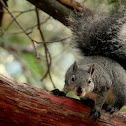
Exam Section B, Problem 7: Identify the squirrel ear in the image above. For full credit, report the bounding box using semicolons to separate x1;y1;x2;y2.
73;61;78;72
88;64;95;74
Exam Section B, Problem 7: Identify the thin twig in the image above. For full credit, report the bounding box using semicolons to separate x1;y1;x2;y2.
22;16;50;33
35;7;55;88
6;16;51;34
35;36;71;44
0;9;35;13
0;0;38;57
5;9;35;31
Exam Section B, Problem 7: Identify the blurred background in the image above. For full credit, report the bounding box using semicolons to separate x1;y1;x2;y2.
0;0;126;111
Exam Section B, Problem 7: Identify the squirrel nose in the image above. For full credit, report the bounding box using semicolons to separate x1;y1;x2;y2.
77;87;82;94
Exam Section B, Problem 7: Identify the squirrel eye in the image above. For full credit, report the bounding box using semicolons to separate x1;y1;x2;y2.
88;79;92;84
71;75;75;82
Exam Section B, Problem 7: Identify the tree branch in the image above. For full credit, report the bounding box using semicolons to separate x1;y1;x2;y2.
26;0;94;26
0;74;126;126
57;0;94;14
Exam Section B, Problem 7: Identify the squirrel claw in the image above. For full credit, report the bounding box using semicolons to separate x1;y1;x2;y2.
104;105;119;114
89;108;101;121
51;89;66;96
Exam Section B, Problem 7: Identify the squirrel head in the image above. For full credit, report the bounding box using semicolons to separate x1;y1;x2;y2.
65;61;95;97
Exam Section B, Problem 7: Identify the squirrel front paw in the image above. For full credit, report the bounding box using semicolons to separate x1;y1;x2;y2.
103;104;120;114
89;108;101;121
51;89;66;96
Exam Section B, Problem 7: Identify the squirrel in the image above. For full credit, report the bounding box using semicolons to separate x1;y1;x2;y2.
52;9;126;121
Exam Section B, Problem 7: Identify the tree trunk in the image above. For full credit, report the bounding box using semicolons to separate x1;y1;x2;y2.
0;74;126;126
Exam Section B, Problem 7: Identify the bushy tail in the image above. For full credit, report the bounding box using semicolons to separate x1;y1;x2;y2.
69;10;126;69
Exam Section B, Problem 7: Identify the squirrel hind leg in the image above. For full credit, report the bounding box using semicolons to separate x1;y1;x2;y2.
102;104;121;114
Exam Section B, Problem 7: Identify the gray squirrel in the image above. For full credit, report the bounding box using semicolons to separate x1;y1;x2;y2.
52;10;126;121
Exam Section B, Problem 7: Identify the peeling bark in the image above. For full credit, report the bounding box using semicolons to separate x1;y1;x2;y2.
26;0;74;26
26;0;94;26
0;74;126;126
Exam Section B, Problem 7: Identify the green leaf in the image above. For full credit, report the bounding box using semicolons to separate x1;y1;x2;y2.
66;91;80;100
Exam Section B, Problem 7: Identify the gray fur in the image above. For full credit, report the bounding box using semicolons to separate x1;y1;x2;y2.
64;56;126;120
64;56;126;103
63;10;126;120
69;10;126;70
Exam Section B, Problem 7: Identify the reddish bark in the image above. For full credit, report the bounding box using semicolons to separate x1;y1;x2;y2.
0;74;126;126
57;0;87;12
26;0;94;26
57;0;94;15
